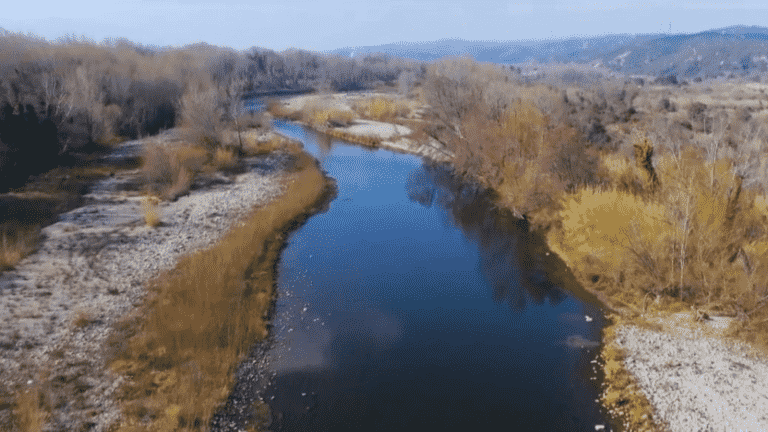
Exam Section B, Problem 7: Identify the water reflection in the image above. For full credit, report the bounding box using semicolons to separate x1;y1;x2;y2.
405;163;566;311
216;116;610;432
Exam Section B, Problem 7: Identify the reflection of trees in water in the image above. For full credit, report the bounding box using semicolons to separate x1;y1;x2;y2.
406;162;566;310
315;133;333;163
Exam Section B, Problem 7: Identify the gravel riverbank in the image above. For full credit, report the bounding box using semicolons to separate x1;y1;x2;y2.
605;314;768;432
0;131;292;430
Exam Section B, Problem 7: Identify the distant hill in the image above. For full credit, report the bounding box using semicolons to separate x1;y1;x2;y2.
331;25;768;80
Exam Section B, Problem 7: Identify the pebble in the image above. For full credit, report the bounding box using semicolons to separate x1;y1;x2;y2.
612;324;768;431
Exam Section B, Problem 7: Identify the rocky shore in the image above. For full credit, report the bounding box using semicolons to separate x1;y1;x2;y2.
0;130;292;430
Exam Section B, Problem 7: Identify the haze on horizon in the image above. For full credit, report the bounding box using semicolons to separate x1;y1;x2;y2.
2;0;767;53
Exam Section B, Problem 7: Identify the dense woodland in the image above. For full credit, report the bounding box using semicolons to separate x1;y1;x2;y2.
0;30;419;191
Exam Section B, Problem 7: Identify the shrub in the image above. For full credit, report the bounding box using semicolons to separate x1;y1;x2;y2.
142;141;208;200
353;97;411;122
0;228;36;271
213;148;237;170
303;99;356;127
600;153;646;195
550;188;676;304
243;134;302;156
141;195;161;227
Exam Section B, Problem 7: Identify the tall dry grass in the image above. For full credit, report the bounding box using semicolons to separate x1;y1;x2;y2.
109;152;328;431
10;385;46;432
0;229;36;271
141;141;208;201
141;196;161;228
302;99;357;127
352;96;411;122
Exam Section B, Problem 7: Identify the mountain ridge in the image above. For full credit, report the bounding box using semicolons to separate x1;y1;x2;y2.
331;26;768;79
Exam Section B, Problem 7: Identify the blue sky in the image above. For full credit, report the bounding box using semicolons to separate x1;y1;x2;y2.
1;1;766;52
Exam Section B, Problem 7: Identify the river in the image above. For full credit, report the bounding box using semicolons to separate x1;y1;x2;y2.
213;103;612;431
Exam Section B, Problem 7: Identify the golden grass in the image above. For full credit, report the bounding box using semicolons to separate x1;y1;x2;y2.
242;134;303;156
0;228;36;271
302;99;357;127
266;99;302;121
213;148;237;170
10;385;46;432
353;96;411;122
109;152;329;431
320;128;381;148
142;142;208;200
141;196;161;228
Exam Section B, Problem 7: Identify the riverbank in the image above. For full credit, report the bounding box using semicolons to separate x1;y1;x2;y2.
271;91;768;432
0;128;330;431
267;92;454;163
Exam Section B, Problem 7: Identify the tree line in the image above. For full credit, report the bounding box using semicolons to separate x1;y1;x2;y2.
0;30;420;191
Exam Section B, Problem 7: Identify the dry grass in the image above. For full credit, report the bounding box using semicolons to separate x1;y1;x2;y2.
141;141;208;201
0;228;37;271
142;195;161;227
266;100;302;121
109;152;329;431
213;148;237;171
352;96;411;122
72;309;96;329
242;134;303;156
599;319;669;432
302;99;357;127
10;385;46;432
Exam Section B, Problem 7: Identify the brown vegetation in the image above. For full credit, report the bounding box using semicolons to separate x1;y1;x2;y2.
141;141;209;201
10;384;46;432
0;227;37;271
352;96;412;122
0;30;421;193
302;99;357;127
107;152;329;431
415;57;768;430
141;196;161;228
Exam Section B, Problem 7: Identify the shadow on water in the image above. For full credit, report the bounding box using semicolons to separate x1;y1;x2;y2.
213;114;612;432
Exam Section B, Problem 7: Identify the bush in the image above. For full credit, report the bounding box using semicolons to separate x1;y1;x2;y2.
302;99;356;127
141;195;161;227
553;188;673;276
0;227;37;271
142;141;208;200
353;97;411;122
213;148;237;170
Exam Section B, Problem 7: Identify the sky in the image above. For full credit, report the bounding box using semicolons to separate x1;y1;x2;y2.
1;0;767;52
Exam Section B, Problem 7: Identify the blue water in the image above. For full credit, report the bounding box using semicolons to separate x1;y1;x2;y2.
253;117;610;431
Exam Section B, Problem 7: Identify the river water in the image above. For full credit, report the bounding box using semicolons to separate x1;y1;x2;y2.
215;104;612;431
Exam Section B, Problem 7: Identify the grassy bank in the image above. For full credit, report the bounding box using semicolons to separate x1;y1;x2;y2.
103;150;329;432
